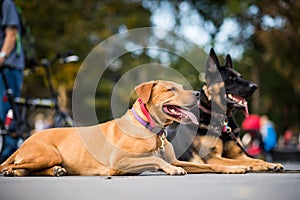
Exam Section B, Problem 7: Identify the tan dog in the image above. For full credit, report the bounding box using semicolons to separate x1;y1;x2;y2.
0;80;250;176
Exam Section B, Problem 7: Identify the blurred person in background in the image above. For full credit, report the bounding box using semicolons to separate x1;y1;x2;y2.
278;126;300;151
260;115;277;162
241;114;264;159
242;114;278;161
0;0;25;162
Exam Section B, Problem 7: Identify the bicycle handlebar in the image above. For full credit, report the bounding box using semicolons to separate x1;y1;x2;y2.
59;55;79;64
40;51;79;67
1;51;79;72
14;97;56;109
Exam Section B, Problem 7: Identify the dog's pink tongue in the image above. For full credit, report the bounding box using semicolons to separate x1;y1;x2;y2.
181;110;199;125
243;102;249;118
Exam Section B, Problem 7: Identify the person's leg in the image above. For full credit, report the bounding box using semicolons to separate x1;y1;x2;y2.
7;69;23;99
0;69;9;122
0;69;23;120
0;69;23;161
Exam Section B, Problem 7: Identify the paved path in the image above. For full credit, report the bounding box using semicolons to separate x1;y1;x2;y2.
1;163;300;200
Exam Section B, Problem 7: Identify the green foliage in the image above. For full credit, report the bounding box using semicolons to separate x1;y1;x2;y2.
15;0;152;121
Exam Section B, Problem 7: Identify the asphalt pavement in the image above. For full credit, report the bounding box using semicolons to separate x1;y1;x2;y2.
0;162;300;200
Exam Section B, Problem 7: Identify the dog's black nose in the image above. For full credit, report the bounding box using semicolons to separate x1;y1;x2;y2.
193;91;200;99
249;83;258;91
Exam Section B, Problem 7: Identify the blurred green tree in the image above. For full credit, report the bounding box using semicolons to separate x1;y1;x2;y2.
14;0;299;133
15;0;152;122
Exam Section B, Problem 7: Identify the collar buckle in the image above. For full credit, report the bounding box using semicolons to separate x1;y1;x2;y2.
158;129;168;152
222;120;232;133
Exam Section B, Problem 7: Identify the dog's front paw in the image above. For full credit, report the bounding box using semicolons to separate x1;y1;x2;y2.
53;166;67;176
2;168;15;177
267;163;284;172
164;165;187;175
250;162;284;172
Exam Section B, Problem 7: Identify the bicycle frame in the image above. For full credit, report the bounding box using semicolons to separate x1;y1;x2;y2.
0;52;78;137
0;68;21;120
0;67;29;138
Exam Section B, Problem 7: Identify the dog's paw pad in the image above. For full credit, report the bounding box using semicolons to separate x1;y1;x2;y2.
245;166;251;172
165;165;187;175
53;166;67;176
2;168;14;177
272;163;284;172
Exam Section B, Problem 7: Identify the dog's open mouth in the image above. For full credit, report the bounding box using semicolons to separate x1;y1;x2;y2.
227;94;249;117
163;105;199;125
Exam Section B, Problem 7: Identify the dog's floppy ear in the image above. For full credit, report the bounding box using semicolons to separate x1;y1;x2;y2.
225;54;233;68
135;81;156;103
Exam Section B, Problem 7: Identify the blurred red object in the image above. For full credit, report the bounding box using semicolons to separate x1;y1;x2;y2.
242;114;260;131
283;129;293;145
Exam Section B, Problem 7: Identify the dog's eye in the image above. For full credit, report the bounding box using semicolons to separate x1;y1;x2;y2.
167;87;177;92
229;75;237;81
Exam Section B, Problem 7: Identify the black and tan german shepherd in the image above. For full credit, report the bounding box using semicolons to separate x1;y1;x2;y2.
168;48;283;172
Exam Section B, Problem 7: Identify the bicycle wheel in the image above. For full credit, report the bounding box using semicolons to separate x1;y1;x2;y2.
53;111;75;127
16;121;32;139
0;134;3;154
